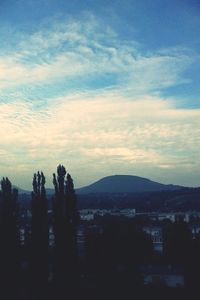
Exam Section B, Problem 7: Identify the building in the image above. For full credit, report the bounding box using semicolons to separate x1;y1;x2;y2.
142;226;163;253
140;265;184;288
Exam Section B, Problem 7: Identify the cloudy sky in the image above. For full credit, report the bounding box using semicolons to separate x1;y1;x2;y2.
0;0;200;189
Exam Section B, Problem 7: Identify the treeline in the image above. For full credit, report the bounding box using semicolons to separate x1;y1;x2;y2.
77;188;200;211
0;165;79;300
1;166;200;300
84;215;200;298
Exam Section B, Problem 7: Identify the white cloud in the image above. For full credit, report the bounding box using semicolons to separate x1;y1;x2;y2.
82;147;162;164
0;15;199;188
0;16;194;95
0;93;200;188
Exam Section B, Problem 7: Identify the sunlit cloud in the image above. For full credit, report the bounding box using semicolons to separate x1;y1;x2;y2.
0;91;200;188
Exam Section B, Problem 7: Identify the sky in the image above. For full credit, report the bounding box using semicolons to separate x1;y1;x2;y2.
0;0;200;190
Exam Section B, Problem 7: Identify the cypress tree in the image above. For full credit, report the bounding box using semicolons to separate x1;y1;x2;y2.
52;165;79;296
0;177;19;299
31;171;48;299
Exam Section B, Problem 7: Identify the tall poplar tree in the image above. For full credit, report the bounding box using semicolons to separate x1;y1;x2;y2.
0;177;19;299
52;165;79;296
31;171;48;298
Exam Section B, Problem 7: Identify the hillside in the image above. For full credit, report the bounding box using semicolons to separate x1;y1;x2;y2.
77;188;200;211
76;175;183;194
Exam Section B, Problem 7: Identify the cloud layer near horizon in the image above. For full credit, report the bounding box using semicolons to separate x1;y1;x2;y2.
1;93;200;189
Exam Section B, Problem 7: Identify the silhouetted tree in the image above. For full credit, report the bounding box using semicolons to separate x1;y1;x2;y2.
85;218;153;292
52;165;79;297
163;220;192;265
31;171;48;299
0;177;19;299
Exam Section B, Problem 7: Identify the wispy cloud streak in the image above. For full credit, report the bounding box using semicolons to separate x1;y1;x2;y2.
0;16;194;98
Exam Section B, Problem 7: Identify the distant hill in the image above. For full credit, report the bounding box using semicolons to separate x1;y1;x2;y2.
13;186;31;195
76;175;183;194
15;176;200;212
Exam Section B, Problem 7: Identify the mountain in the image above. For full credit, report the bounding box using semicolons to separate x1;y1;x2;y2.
15;187;55;197
76;175;183;194
13;186;31;195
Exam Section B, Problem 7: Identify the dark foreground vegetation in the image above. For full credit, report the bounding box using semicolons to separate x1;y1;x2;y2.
0;165;200;299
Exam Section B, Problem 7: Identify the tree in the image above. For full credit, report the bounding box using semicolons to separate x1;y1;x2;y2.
0;177;19;299
163;220;192;265
31;171;48;298
52;165;79;296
